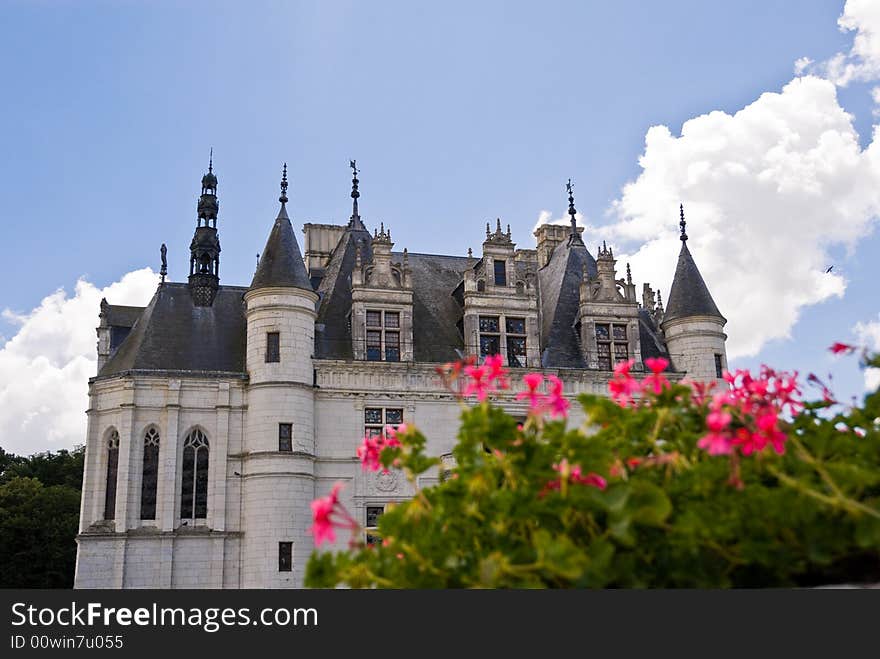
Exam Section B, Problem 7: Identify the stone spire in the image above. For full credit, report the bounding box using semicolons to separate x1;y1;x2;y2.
188;155;221;306
250;164;313;291
679;203;688;242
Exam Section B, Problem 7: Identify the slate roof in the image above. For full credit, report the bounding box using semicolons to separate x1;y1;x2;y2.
538;236;597;368
250;204;313;291
96;219;689;378
663;241;725;323
98;283;247;377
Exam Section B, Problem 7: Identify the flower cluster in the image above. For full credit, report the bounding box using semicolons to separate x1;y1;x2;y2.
310;483;359;546
462;354;510;401
515;372;570;418
608;357;670;407
356;424;405;472
697;366;802;457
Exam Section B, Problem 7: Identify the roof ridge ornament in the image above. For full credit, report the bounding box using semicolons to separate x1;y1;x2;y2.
349;159;365;230
280;163;289;205
679;203;688;242
566;178;583;245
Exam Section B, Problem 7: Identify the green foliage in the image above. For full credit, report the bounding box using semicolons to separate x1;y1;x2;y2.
306;366;880;588
0;446;84;588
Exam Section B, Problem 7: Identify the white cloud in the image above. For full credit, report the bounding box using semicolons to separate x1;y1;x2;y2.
604;75;880;359
853;313;880;390
813;0;880;85
794;56;813;75
0;269;159;456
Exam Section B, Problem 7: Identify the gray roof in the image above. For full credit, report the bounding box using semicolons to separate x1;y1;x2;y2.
538;237;597;368
104;304;144;328
638;308;670;364
663;241;725;324
250;204;313;291
98;283;247;377
312;221;472;363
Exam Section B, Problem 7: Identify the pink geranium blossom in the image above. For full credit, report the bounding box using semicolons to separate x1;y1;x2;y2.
829;342;856;355
546;375;570;418
641;357;670;395
463;355;510;401
310;483;349;546
516;373;547;411
609;359;639;407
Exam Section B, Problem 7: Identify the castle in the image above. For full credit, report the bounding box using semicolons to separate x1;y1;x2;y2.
74;160;728;588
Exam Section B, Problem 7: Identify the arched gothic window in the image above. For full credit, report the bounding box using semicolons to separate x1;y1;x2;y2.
104;430;120;520
181;429;209;520
140;428;160;520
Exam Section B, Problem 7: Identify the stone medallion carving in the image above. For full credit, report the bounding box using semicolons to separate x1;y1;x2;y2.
375;469;399;493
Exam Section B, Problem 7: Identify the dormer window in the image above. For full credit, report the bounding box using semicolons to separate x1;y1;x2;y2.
478;316;501;356
365;310;400;362
494;260;507;286
596;323;628;370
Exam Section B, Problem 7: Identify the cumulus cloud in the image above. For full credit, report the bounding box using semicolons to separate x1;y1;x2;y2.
605;75;880;359
853;313;880;390
0;269;159;456
812;0;880;85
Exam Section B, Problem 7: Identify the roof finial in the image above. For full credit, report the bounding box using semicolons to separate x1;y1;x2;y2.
160;243;167;283
349;159;362;228
566;178;577;234
280;163;289;204
626;262;632;285
679;203;688;242
208;148;213;174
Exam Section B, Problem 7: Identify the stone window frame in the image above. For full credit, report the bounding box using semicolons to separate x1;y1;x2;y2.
364;310;401;362
364;504;385;546
493;258;507;286
478;314;527;366
265;331;280;363
595;322;629;370
179;427;210;525
505;317;527;368
278;422;293;452
103;428;120;521
364;407;404;439
715;353;725;379
278;541;293;572
140;426;160;521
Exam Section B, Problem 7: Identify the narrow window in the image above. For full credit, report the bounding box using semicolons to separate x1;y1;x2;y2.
104;430;120;521
266;332;280;363
279;542;293;572
477;279;486;292
181;429;209;521
506;317;527;367
365;505;385;546
479;316;501;357
715;354;724;378
279;423;293;452
140;428;160;520
385;331;400;362
494;259;507;286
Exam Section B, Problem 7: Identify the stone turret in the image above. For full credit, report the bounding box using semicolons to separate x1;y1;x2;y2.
661;205;727;381
241;164;318;587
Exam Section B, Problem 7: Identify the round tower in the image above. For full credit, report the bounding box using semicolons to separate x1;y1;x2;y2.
660;206;728;383
241;165;319;587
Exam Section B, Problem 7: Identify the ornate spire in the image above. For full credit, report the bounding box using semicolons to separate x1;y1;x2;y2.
280;162;289;205
349;159;365;230
160;243;167;284
679;204;688;242
190;160;221;306
566;178;583;245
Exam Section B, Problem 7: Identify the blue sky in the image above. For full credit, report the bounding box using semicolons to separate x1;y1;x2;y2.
1;1;879;453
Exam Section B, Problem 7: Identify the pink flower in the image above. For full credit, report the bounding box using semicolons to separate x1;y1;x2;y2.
644;357;668;374
463;355;510;401
356;435;384;472
310;483;344;546
484;354;510;389
516;373;547;411
707;410;732;432
697;433;734;455
829;342;856;355
463;364;490;401
608;359;639;407
543;459;607;494
547;375;570;418
383;423;406;447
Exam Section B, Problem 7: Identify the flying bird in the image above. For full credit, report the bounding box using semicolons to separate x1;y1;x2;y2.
825;265;834;273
